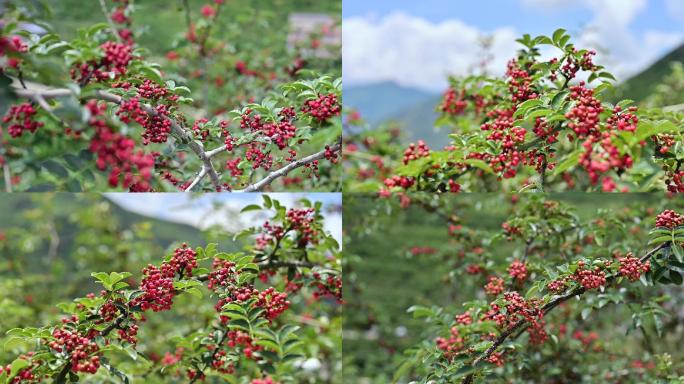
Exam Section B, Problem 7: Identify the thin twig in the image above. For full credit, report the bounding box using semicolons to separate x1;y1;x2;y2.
98;0;123;43
234;138;341;192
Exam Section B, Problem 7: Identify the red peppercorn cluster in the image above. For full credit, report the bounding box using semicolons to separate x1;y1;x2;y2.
656;209;684;228
487;352;505;367
1;354;41;383
484;276;504;296
402;140;430;165
301;93;341;123
71;41;133;83
496;291;547;345
87;101;155;191
440;88;467;116
207;258;238;291
49;324;101;374
435;326;464;360
507;259;528;283
547;278;568;294
455;312;472;325
166;243;198;277
286;207;319;246
2;103;43;137
133;264;176;312
256;287;290;320
116;97;173;145
0;34;27;68
566;83;603;137
665;170;684;193
240;107;298;150
137;79;171;100
87;101;156;191
324;144;339;163
572;261;606;290
311;273;342;303
560;50;597;79
226;330;263;359
618;253;650;281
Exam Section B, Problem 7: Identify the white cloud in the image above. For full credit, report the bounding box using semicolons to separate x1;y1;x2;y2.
343;12;519;91
666;0;684;22
344;2;683;90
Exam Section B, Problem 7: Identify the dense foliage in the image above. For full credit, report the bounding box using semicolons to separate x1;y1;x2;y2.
0;0;341;192
343;29;684;193
344;193;684;383
0;194;342;383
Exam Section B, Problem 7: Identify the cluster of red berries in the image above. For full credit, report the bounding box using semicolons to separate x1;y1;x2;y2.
440;88;467;116
2;103;43;138
507;259;528;283
87;101;156;191
656;209;684;228
71;41;133;83
435;326;465;360
507;59;537;102
382;175;415;191
137;79;173;100
311;273;343;303
665;170;684;193
166;243;198;277
225;330;262;359
256;287;290;320
560;50;597;79
301;93;340;123
0;34;27;68
116;97;173;145
286;207;320;247
617;253;650;281
502;292;547;344
324;144;339;163
572;261;607;290
402;140;430;165
484;276;504;296
50;322;101;374
133;264;176;312
455;312;472;325
566;83;603;137
207;258;238;291
0;354;41;383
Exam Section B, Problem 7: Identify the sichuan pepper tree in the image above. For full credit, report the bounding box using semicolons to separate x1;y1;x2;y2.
344;193;684;383
0;195;342;383
343;29;684;193
0;1;341;192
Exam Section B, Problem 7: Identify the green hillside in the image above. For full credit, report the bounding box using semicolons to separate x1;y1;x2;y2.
617;43;684;103
344;81;436;124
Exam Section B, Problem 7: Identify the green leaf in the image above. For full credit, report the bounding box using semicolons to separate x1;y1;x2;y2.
241;204;263;213
552;28;567;46
407;305;434;318
553;150;581;176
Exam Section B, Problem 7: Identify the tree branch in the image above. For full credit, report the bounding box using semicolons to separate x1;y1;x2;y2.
98;0;123;43
234;138;341;192
461;242;668;384
14;87;223;190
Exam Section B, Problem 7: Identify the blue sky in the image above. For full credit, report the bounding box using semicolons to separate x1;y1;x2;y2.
105;193;342;243
344;0;683;36
344;0;684;91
